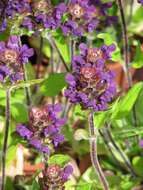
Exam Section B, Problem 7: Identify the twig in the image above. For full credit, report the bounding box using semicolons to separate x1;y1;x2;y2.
116;0;132;88
99;130;127;173
88;112;109;190
70;38;75;71
116;0;138;128
1;88;11;190
105;126;136;177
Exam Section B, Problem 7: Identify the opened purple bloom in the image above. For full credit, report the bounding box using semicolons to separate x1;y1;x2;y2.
61;0;116;36
138;0;143;5
16;104;66;154
0;36;34;84
64;43;116;111
41;164;73;189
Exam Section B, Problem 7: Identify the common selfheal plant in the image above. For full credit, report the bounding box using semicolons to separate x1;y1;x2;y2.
65;43;116;111
0;35;33;84
39;164;73;190
16;104;66;154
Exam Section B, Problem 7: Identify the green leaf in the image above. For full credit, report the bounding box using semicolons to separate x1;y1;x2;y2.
97;33;121;62
30;180;40;190
54;34;70;63
40;73;67;97
132;42;143;68
48;154;70;167
5;177;14;190
6;145;17;166
94;111;109;129
132;156;143;176
111;82;143;120
97;33;113;45
113;127;143;138
10;78;44;90
132;7;143;23
11;102;28;122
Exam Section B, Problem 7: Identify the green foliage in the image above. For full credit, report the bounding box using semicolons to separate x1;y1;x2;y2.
54;33;70;63
11;102;28;123
5;177;14;190
132;42;143;68
132;156;143;177
111;82;143;120
40;73;67;97
48;154;70;167
97;32;121;62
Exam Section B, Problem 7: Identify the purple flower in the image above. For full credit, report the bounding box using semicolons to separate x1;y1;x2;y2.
62;165;73;181
138;0;143;5
60;0;116;36
139;139;143;147
64;43;116;111
41;164;73;189
16;124;33;140
0;0;31;32
16;104;66;154
0;36;34;84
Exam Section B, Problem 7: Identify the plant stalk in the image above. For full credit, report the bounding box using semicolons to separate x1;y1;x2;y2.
88;112;109;190
116;0;132;88
22;63;32;107
1;88;11;190
47;35;70;72
117;0;138;128
105;127;136;176
36;36;43;79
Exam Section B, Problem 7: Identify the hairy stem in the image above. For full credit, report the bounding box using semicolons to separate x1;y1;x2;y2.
88;112;109;190
1;89;11;190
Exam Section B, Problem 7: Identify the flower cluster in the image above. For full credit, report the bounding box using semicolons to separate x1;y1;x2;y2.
61;0;116;36
0;36;33;84
39;164;73;190
0;0;116;36
0;0;31;32
22;0;67;31
138;0;143;5
0;0;67;32
16;104;66;154
65;43;116;111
